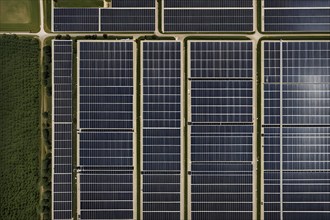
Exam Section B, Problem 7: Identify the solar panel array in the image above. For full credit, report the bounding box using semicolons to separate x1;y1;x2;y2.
101;9;155;32
163;0;254;32
78;41;134;220
263;0;330;32
53;2;155;32
53;8;99;32
52;40;73;220
142;41;182;220
263;41;330;220
112;0;155;7
189;41;254;220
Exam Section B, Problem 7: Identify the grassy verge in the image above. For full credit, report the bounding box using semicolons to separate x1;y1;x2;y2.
39;43;53;220
44;0;52;33
257;0;262;33
0;0;40;32
55;0;103;7
157;0;163;34
0;34;40;219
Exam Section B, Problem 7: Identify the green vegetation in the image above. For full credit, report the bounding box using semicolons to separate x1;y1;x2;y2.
157;0;162;33
137;35;175;41
0;35;40;219
43;45;53;97
55;0;103;7
0;0;40;32
40;39;54;220
40;152;52;220
44;0;53;32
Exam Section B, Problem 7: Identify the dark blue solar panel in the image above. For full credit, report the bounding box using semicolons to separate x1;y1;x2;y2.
191;125;254;220
191;80;253;123
79;41;133;129
100;9;155;32
78;41;134;220
190;41;253;78
164;0;253;7
189;41;254;220
53;8;99;32
264;1;330;32
190;41;253;122
164;9;253;32
112;0;155;7
79;132;133;167
264;127;330;220
265;0;330;7
79;171;133;220
142;41;181;219
264;41;330;125
52;40;73;220
263;41;330;220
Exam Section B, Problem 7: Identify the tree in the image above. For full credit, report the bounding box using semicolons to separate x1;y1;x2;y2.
42;111;49;119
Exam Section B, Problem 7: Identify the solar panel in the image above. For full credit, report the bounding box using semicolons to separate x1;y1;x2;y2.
53;3;156;33
191;125;254;220
189;41;254;220
53;8;99;32
163;0;254;32
77;41;135;220
263;0;330;32
79;170;133;220
52;40;73;220
79;131;133;167
78;41;134;129
100;9;155;32
142;41;182;220
112;0;155;7
263;41;330;220
190;41;253;123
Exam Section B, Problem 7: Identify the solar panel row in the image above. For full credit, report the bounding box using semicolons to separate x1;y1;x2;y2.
52;38;329;219
112;0;155;7
53;0;330;33
263;0;330;32
53;8;99;32
53;7;155;32
263;41;330;220
189;41;254;220
78;41;135;220
142;41;182;220
164;0;253;7
52;40;73;220
163;0;254;32
101;9;155;32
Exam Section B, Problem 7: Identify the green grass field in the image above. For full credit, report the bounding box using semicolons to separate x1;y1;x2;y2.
0;35;40;220
55;0;103;7
0;0;40;32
